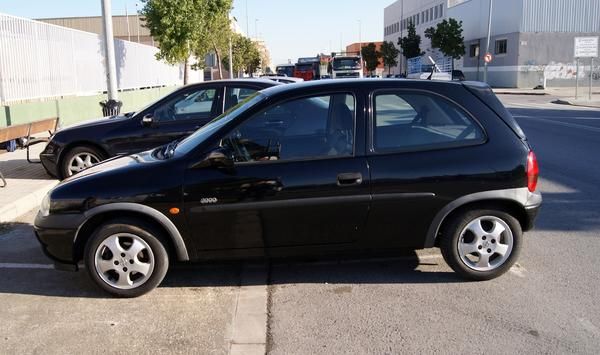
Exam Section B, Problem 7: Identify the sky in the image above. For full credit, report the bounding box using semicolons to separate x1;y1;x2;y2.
0;0;393;66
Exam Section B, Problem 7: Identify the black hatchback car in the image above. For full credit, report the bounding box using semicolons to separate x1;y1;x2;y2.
34;79;541;297
40;79;278;179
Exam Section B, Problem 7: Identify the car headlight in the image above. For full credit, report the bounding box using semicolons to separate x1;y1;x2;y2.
40;193;51;217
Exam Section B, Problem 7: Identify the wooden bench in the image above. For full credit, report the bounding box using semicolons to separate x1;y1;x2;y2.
0;117;60;187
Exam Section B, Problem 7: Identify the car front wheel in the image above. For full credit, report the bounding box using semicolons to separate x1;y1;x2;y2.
84;218;169;297
61;145;105;178
440;209;522;281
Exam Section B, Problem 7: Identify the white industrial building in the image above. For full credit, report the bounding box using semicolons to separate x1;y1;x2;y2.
384;0;600;88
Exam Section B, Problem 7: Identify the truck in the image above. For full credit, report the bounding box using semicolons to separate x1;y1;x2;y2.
293;57;321;81
331;52;363;79
275;64;295;78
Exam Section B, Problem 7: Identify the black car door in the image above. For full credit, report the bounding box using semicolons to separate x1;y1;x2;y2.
110;85;223;154
183;91;370;253
365;89;487;248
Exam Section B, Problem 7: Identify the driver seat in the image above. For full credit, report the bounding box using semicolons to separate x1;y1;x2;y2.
326;103;353;156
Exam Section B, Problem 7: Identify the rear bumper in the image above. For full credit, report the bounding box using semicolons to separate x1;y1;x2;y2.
34;211;85;269
522;190;542;231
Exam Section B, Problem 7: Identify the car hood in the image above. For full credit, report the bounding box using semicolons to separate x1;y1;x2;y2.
62;149;158;183
57;115;130;133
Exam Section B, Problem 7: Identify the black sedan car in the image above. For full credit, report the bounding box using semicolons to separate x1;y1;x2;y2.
40;79;279;179
34;79;541;297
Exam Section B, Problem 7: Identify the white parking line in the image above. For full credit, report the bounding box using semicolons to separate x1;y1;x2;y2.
0;263;54;269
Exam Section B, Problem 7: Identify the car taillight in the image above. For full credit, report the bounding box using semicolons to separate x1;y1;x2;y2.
527;151;539;192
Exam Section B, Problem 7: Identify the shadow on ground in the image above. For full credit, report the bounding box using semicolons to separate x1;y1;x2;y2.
0;159;53;180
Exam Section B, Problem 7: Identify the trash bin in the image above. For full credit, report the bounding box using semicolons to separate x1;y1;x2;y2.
99;99;123;117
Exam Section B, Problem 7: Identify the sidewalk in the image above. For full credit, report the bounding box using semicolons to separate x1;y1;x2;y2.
494;87;600;108
0;144;57;223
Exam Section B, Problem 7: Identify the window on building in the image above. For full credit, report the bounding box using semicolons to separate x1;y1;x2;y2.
416;14;420;25
495;39;508;55
469;44;480;58
439;4;444;17
430;8;434;20
421;11;425;23
435;6;438;18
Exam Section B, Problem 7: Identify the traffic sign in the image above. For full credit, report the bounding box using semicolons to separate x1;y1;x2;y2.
484;53;493;63
574;37;598;58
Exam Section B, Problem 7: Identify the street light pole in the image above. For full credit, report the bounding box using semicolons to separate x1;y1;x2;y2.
358;20;363;76
101;0;118;101
483;0;493;83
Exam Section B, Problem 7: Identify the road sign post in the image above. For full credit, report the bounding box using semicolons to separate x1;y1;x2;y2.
574;37;598;101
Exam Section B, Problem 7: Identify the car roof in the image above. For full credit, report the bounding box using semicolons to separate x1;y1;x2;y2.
185;78;282;88
258;78;474;98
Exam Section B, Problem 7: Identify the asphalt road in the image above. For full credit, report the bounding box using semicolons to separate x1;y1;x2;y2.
1;94;599;354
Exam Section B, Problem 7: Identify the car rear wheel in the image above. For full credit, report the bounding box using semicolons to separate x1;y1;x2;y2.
84;218;169;298
61;145;105;178
440;209;522;281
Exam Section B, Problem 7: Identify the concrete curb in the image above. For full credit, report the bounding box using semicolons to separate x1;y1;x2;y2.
493;90;547;96
0;180;57;223
229;264;269;355
552;99;600;109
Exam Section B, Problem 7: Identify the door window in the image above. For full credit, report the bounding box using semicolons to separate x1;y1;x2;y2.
153;88;217;122
223;93;355;162
224;87;259;112
373;92;484;152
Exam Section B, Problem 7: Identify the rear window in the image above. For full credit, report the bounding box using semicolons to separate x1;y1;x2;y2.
463;82;526;140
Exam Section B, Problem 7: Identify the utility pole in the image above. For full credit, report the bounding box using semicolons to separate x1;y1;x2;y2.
245;0;249;37
101;0;118;101
483;0;494;83
229;37;234;79
255;19;259;40
135;2;141;43
358;20;363;75
125;3;131;42
399;0;404;75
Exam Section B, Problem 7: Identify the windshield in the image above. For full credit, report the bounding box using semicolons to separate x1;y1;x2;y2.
295;64;313;71
174;92;267;156
333;58;360;70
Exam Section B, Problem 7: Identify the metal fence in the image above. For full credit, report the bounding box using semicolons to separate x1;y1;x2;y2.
407;56;453;75
0;13;194;105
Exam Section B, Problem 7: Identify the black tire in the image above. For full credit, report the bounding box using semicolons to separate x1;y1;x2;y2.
439;209;522;281
84;218;169;298
60;145;106;179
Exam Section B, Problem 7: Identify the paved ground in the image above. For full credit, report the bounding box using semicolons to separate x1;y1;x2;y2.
1;93;599;354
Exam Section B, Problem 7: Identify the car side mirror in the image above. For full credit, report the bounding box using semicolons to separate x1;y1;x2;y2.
142;114;155;127
194;148;234;169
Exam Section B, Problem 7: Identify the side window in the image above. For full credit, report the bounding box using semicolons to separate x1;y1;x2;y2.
224;87;259;112
373;92;484;152
223;93;355;162
154;88;217;122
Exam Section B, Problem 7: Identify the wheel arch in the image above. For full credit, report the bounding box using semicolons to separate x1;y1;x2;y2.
73;203;189;263
426;188;532;248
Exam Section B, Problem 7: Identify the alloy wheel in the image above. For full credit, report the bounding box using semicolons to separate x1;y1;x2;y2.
94;233;155;290
457;216;514;272
67;152;100;176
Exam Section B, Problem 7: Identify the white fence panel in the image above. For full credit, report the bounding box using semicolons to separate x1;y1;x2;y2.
0;13;189;105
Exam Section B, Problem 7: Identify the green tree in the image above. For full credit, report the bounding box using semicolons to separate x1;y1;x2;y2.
379;41;400;75
424;18;466;68
141;0;206;84
221;34;261;77
361;43;381;75
194;0;233;79
398;22;423;60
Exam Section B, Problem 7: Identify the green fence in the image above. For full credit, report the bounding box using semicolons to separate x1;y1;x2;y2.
0;86;178;129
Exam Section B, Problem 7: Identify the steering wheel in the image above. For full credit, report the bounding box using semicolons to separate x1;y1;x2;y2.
227;130;252;162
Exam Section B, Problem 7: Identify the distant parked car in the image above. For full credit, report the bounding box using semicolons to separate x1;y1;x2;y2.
34;79;541;297
261;76;305;84
39;80;279;179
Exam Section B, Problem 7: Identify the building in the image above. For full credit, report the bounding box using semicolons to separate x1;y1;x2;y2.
38;15;153;46
384;0;600;88
346;42;385;76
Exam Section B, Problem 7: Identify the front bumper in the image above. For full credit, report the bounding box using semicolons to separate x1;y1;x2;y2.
40;152;60;179
34;211;85;270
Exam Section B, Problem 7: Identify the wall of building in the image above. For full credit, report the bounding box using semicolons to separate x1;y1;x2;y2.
1;86;178;128
346;42;385;75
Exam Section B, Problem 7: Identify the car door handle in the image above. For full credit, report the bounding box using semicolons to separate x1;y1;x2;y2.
337;172;363;186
